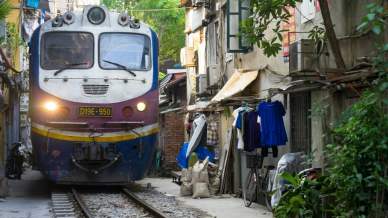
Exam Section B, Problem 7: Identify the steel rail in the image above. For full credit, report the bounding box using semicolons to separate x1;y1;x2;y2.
71;188;94;218
122;188;169;218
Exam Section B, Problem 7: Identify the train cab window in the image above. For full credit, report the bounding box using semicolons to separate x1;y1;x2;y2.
99;33;151;71
41;32;94;70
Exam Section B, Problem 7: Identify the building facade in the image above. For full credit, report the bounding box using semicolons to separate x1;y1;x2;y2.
179;0;385;194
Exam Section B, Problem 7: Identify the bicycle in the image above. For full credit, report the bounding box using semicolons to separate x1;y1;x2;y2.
242;153;275;211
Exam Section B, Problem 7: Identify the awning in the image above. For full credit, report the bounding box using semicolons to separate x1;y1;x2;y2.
210;68;262;103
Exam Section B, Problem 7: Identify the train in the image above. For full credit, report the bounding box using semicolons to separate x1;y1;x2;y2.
29;6;159;184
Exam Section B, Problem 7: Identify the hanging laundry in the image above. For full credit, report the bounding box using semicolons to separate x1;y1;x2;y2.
243;111;261;152
233;105;255;150
261;147;278;158
186;114;207;158
207;120;218;146
257;100;288;147
232;107;245;150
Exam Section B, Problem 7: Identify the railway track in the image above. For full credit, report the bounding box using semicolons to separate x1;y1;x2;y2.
51;187;169;218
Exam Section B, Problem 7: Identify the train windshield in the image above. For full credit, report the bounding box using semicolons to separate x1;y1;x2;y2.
41;32;94;70
99;33;151;71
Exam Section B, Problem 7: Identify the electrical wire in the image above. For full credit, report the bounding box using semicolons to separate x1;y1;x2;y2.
127;7;189;12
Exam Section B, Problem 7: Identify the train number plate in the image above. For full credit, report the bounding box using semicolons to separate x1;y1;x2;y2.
79;106;112;117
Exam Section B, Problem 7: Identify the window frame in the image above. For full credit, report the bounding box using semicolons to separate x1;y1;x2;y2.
226;0;252;53
98;32;152;72
40;31;95;70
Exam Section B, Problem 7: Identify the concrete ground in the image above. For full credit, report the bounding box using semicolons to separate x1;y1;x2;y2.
138;178;273;218
0;170;52;218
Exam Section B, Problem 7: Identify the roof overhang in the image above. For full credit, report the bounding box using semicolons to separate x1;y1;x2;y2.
210;68;262;103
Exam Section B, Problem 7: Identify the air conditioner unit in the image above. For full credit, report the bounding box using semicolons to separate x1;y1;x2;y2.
196;74;208;94
180;47;196;67
188;7;207;31
207;65;219;86
289;39;315;73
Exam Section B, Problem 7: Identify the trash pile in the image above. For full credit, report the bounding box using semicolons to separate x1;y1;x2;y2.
180;157;220;198
176;113;229;198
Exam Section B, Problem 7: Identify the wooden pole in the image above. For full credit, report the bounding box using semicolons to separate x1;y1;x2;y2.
318;0;346;72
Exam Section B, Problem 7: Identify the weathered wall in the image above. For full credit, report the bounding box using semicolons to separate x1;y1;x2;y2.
296;0;385;69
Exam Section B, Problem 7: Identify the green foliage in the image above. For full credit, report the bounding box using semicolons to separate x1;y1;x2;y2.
308;25;326;45
274;172;326;218
357;3;387;35
325;8;388;215
241;0;301;57
5;23;23;51
0;0;11;21
102;0;185;65
325;89;388;217
159;71;166;81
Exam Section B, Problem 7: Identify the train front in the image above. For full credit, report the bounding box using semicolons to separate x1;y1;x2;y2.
29;6;159;184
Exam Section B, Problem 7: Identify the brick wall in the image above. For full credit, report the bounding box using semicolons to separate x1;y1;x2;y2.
160;110;185;170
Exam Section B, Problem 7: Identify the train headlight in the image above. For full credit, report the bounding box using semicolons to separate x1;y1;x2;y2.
44;101;58;111
136;102;146;112
87;7;105;25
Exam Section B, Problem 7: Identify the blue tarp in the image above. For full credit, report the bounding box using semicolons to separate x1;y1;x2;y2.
177;143;190;168
176;142;215;169
195;146;215;162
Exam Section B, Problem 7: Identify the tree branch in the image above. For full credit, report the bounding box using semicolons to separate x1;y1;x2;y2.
318;0;346;72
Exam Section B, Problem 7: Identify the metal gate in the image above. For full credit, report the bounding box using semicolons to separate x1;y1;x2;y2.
290;92;311;153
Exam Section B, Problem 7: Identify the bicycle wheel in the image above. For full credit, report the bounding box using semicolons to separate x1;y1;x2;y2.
258;170;273;211
243;169;257;207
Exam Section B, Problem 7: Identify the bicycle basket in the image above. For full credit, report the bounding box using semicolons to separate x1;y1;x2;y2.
246;154;262;169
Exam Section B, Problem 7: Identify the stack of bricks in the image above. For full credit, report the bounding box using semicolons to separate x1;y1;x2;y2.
161;111;185;170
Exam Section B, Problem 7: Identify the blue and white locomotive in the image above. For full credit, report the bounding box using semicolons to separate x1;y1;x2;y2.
29;6;159;184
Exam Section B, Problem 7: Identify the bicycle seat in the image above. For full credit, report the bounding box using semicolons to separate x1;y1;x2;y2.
264;165;275;170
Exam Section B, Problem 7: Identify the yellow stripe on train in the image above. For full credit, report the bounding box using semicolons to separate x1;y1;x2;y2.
31;123;159;142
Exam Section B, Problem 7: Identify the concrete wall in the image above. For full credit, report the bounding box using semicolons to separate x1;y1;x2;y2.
296;0;385;69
